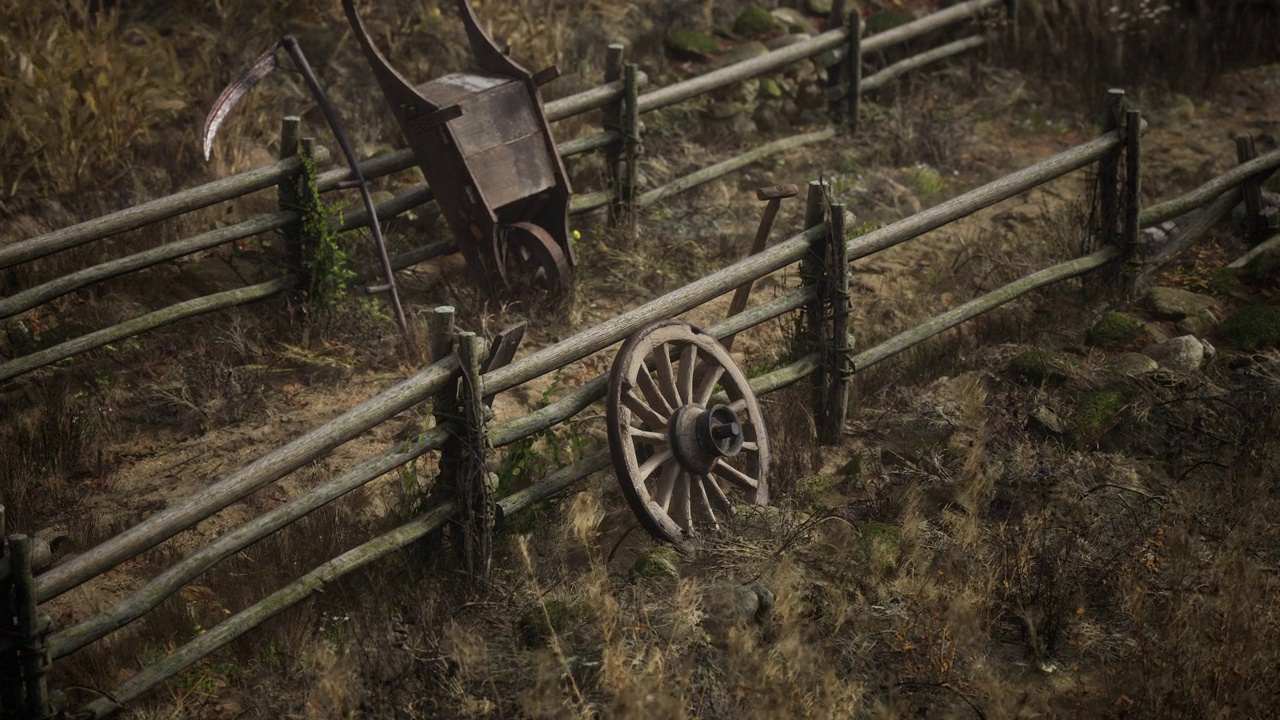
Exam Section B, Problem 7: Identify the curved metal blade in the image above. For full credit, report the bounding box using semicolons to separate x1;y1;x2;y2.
202;40;283;161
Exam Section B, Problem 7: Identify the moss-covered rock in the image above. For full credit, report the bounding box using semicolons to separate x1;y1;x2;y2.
1009;349;1086;385
630;545;681;582
1104;352;1158;377
856;523;902;573
733;5;784;38
789;474;846;508
664;29;719;60
1070;389;1127;450
1217;305;1280;351
1086;311;1144;348
517;599;596;647
1145;286;1218;319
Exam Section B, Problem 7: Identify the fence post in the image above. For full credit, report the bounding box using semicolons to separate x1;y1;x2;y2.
802;181;852;441
604;44;626;229
621;63;641;237
1097;89;1125;251
278;116;304;285
1122;108;1142;294
1006;0;1020;52
819;205;851;444
9;536;50;720
424;306;459;554
846;13;862;134
1236;133;1268;245
826;0;849;126
295;137;321;303
0;515;21;720
454;332;492;580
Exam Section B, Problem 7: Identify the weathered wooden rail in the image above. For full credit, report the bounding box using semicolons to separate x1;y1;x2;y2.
6;3;1280;718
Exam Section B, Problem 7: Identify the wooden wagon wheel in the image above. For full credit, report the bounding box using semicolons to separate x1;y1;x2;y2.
606;320;770;544
500;222;573;293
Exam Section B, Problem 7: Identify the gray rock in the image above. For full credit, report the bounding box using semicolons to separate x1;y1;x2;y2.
1105;352;1159;377
771;9;819;34
1030;406;1067;435
1176;315;1214;337
805;0;833;15
703;583;775;643
1146;286;1218;319
1143;335;1207;372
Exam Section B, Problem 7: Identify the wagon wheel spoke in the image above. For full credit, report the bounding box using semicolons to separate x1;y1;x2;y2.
701;474;735;516
628;427;668;446
653;342;682;410
671;472;693;534
712;457;759;491
638;448;674;482
677;344;697;405
635;366;674;415
692;474;719;528
622;391;668;430
694;364;726;406
654;462;680;511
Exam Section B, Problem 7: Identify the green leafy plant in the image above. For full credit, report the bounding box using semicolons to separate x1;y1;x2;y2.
293;149;354;311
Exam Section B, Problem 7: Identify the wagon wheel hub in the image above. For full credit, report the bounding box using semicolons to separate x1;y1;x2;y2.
668;403;744;475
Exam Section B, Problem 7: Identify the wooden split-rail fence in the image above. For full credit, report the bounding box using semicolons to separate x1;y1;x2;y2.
4;1;1280;717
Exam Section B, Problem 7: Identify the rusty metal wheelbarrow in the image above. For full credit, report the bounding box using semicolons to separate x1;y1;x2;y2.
342;0;576;293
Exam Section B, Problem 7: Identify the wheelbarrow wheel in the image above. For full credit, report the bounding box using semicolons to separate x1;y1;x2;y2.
500;222;573;293
606;320;770;544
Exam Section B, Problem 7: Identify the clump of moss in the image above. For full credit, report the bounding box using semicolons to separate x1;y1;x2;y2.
904;165;944;196
1070;389;1127;450
789;474;846;509
517;600;596;647
1217;305;1280;351
856;523;902;573
665;29;719;60
1086;311;1144;348
733;5;783;38
630;545;680;582
1010;349;1086;385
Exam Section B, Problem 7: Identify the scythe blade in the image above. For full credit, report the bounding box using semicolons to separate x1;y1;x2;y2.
202;39;284;161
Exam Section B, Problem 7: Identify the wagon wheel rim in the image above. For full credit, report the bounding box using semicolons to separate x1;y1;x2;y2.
500;222;572;293
606;320;770;544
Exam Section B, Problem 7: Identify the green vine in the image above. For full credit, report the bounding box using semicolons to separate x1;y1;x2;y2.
294;148;354;310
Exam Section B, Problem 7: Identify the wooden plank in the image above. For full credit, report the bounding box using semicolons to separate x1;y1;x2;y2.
859;35;987;94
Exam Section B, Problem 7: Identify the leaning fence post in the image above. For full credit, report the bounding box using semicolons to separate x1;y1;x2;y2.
278;116;304;284
621;63;641;237
1097;89;1125;251
9;536;50;720
1122;108;1142;294
1006;0;1020;52
604;43;626;229
454;332;492;580
1236;133;1268;245
801;180;832;436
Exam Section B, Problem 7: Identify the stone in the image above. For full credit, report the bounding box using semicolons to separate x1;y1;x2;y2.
1145;286;1218;319
1105;352;1159;377
1086;311;1144;348
805;0;833;15
1176;315;1214;337
1217;305;1280;351
1142;335;1207;373
733;5;785;38
771;8;819;35
1029;406;1067;435
1070;389;1127;450
703;583;775;643
664;29;718;60
630;546;680;582
709;40;770;70
1009;349;1087;385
